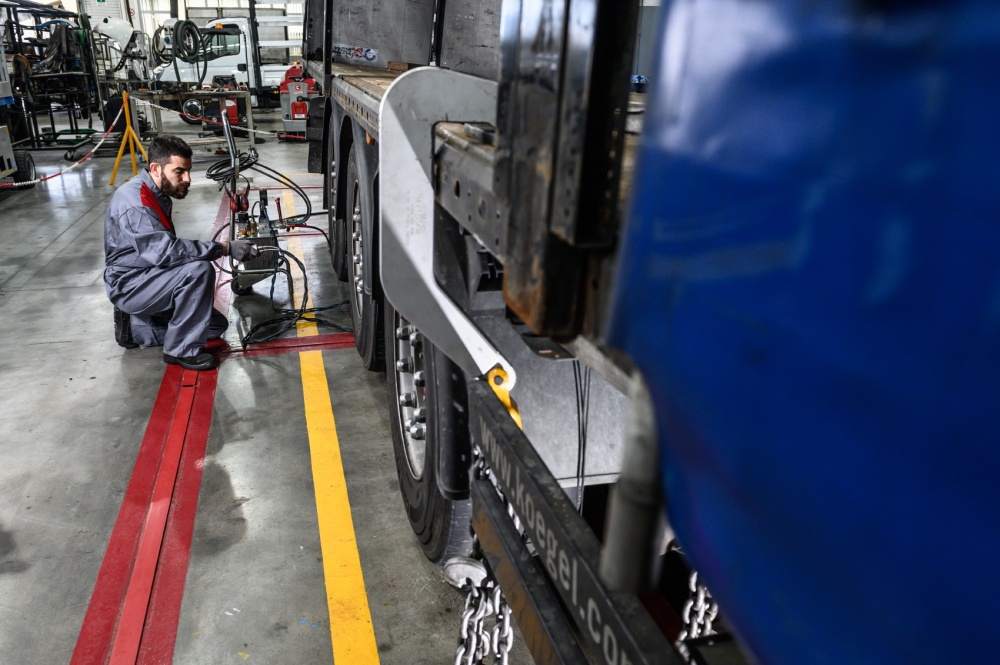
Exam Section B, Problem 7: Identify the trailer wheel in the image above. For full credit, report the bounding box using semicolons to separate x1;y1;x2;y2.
13;151;36;188
346;143;384;371
326;130;348;281
386;301;474;564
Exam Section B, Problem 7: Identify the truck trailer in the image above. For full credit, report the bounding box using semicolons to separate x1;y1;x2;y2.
303;1;1000;664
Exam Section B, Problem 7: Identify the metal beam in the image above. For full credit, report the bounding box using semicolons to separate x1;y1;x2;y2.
469;380;682;665
472;481;589;665
493;0;640;338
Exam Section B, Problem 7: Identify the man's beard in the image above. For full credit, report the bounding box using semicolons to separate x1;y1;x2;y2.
160;178;190;199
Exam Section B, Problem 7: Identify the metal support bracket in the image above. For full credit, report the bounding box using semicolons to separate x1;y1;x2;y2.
379;67;516;386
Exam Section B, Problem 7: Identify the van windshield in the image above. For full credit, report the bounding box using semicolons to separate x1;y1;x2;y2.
204;33;241;61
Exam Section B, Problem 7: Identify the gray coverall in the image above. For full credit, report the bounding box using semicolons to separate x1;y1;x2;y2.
104;169;228;357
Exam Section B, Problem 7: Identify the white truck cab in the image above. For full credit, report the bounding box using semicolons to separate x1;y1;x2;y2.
153;18;293;107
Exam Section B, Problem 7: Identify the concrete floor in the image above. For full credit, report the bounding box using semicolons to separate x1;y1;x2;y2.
0;110;533;664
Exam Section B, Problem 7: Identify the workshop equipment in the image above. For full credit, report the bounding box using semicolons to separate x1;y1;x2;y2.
0;38;14;179
215;113;283;295
278;62;317;136
152;16;300;114
0;35;12;106
1;34;35;189
200;90;249;138
1;0;99;155
0;126;15;178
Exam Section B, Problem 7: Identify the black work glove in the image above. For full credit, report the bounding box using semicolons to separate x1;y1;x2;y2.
228;239;259;261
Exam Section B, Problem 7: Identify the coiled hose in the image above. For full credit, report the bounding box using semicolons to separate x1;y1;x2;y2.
206;149;315;226
152;25;172;66
170;20;210;86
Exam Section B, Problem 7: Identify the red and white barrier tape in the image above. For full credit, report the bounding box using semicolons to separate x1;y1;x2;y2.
0;106;126;189
131;98;307;141
1;93;310;190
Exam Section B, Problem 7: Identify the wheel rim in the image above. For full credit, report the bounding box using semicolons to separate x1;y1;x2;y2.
350;179;365;320
328;155;337;251
182;99;202;119
392;309;428;479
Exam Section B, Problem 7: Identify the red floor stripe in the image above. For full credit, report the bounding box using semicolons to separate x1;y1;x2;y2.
70;369;182;665
222;331;356;359
107;372;199;664
71;367;221;665
137;370;218;664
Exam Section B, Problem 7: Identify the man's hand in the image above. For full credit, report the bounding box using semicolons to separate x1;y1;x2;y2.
228;239;259;262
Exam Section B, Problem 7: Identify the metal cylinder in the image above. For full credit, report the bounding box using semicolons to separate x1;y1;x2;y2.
599;374;670;592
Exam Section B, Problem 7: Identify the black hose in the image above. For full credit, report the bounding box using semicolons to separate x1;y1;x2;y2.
205;151;316;227
206;150;347;346
205;150;259;182
239;247;351;347
249;161;314;224
170;20;209;87
152;25;172;66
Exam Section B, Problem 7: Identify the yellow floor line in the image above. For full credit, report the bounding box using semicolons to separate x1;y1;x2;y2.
286;233;381;664
281;189;298;231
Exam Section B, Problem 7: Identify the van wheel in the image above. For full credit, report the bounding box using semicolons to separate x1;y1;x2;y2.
386;301;474;564
346;143;384;371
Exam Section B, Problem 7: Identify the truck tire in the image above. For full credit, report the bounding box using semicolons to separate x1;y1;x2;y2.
385;301;474;564
346;143;384;371
13;151;36;188
326;129;348;281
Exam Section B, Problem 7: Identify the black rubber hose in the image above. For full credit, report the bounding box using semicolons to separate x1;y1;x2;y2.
152;25;172;66
171;20;209;87
205;150;259;182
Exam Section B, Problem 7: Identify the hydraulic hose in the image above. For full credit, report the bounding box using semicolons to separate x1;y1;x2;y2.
171;19;209;87
206;149;344;345
152;25;172;66
206;150;316;227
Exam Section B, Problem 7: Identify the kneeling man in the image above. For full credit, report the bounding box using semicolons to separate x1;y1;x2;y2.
104;135;256;370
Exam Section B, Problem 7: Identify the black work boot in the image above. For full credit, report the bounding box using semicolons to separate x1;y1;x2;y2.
114;307;139;349
163;352;219;371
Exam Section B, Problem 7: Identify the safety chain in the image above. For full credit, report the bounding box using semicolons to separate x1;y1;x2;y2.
131;98;306;140
675;570;720;661
0;105;125;188
455;577;514;665
452;445;519;665
474;444;523;534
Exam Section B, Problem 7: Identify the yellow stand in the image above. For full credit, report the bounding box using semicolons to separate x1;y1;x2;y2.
109;92;148;186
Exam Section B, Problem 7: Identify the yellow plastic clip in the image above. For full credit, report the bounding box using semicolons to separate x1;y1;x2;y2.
486;367;522;430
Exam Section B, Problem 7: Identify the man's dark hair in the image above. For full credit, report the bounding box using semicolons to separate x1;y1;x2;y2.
148;135;193;166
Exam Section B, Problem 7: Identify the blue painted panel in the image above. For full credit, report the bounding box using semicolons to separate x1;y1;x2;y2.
607;2;1000;664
